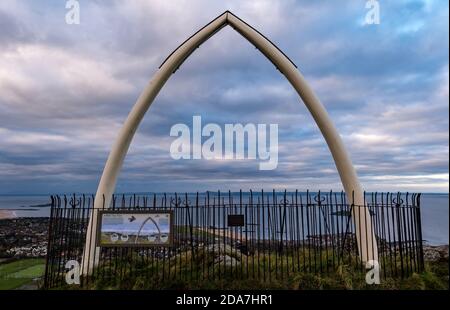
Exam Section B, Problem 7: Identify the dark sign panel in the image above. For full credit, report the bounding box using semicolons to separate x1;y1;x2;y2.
227;214;245;227
97;210;173;247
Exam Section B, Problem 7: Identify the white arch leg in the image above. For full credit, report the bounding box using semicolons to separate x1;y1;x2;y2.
227;13;378;266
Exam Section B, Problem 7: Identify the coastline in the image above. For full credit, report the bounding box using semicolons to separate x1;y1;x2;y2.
0;217;448;261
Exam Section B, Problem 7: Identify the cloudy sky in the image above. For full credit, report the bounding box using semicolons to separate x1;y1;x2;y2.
0;0;448;194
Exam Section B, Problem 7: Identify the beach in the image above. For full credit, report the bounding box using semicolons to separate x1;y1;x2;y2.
0;211;16;220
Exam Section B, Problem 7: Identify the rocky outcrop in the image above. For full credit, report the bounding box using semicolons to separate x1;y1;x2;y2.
204;244;244;267
423;245;448;262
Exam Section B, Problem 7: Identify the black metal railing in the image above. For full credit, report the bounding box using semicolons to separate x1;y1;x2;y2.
44;191;424;289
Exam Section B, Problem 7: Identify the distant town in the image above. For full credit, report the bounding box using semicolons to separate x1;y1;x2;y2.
0;218;48;259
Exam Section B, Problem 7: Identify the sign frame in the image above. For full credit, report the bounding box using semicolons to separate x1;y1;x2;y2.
227;214;245;227
96;210;174;248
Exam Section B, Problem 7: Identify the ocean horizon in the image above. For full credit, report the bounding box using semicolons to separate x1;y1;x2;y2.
0;192;448;246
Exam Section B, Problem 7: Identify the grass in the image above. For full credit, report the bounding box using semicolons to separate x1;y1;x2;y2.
12;264;45;278
0;258;46;290
51;248;448;290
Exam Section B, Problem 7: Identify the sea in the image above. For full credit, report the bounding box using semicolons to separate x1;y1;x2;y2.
0;193;448;245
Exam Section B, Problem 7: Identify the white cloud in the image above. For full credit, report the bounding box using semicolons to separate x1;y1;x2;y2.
0;44;134;110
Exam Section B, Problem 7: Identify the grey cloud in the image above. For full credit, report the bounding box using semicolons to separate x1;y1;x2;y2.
0;0;447;194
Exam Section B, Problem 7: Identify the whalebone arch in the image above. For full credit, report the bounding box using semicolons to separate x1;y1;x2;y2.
82;11;377;273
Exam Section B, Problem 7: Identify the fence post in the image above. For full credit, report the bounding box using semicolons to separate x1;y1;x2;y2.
415;193;425;272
